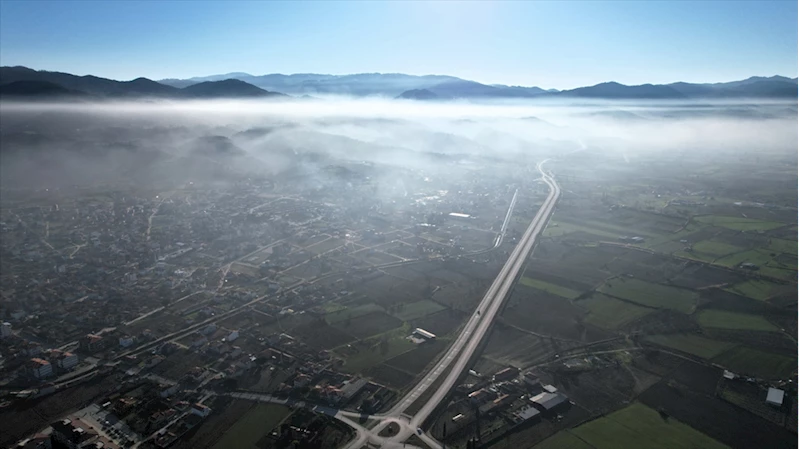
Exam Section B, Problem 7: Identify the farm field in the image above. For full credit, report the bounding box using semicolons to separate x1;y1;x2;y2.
597;278;697;313
211;404;291;449
691;240;744;257
724;279;790;301
578;293;653;329
519;276;582;299
695;215;784;232
390;300;446;322
712;346;796;379
644;334;737;359
324;302;385;324
695;309;779;332
552;402;728;449
534;431;594;449
337;327;416;374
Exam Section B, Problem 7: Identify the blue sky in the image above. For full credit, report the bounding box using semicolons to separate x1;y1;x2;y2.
0;1;796;89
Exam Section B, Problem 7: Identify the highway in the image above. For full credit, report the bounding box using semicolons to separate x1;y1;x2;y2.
329;160;560;449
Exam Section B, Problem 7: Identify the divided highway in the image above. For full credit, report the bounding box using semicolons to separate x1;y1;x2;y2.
338;160;561;449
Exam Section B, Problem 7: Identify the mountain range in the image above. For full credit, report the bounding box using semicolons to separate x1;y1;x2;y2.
1;65;796;101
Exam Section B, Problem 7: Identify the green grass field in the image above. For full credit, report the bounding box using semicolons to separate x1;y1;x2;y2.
715;249;775;269
598;278;697;313
713;346;797;379
645;334;737;359
695;309;778;332
534;431;594;449
337;326;416;373
725;279;784;301
212;404;291;449
767;238;798;255
391;300;446;321
579;293;653;329
695;215;784;232
691;240;744;257
325;303;384;324
555;402;728;449
520;277;582;299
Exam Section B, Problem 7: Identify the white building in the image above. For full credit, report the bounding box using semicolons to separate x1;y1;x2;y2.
227;330;239;342
190;403;212;417
29;358;53;379
119;335;136;348
0;322;11;339
57;352;79;370
766;388;785;407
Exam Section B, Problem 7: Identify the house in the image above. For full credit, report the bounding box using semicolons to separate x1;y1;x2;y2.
79;334;105;353
119;335;136;348
523;371;541;387
50;418;97;449
493;366;519;382
340;377;368;400
159;383;178;398
227;330;239;342
190;403;212;417
530;391;569;412
766;388;785;407
293;374;311;388
468;388;492;405
514;406;541;423
29;358;53;379
1;321;11;339
14;433;52;449
56;352;79;371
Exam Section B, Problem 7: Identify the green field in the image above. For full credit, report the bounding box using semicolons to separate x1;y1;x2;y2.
552;402;728;449
520;277;582;299
391;300;446;321
713;346;797;379
212;404;291;449
645;334;737;359
725;279;785;301
695;215;784;232
534;431;594;449
695;309;778;332
579;293;653;329
597;278;697;313
325;303;384;324
691;240;744;257
715;249;775;269
767;238;798;255
337;326;416;373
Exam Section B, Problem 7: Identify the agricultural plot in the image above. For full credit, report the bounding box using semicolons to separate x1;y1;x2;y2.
384;339;447;374
715;249;775;269
333;311;403;339
211;404;291;449
337;327;416;374
712;346;796;379
695;215;784;232
724;279;792;301
578;293;654;329
565;402;728;449
534;431;594;449
691;240;744;257
390;300;446;322
695;309;778;332
519;276;582;299
645;334;737;359
324;303;384;324
597;278;697;313
767;238;798;255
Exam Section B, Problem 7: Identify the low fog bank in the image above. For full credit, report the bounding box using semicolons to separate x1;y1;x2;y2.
0;98;796;191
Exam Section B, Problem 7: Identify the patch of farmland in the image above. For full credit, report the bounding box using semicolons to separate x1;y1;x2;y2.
692;240;745;257
695;309;779;332
333;311;403;339
767;238;798;255
325;303;385;324
534;431;595;449
568;402;728;449
645;334;736;359
306;237;346;254
409;309;467;336
597;277;697;313
669;264;744;289
211;403;291;449
725;279;794;301
338;328;416;374
364;363;414;389
578;293;654;329
712;346;797;379
391;300;446;321
639;380;794;449
483;323;565;366
715;249;775;268
292;320;356;349
695;215;784;232
503;286;610;342
519;277;582;299
384;339;447;375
